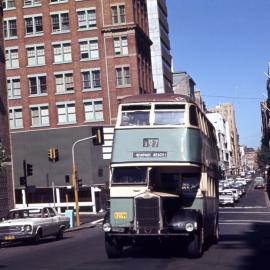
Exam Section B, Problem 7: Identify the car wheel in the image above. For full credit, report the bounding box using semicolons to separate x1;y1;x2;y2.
105;234;123;259
187;227;204;258
56;228;65;240
34;229;42;244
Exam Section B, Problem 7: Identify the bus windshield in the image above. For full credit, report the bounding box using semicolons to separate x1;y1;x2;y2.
112;167;147;184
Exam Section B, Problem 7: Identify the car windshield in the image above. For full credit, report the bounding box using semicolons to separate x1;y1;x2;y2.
220;192;232;196
6;209;42;219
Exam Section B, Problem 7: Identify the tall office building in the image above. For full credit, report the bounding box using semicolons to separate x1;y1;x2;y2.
146;0;172;93
0;2;13;216
3;0;153;211
209;104;241;174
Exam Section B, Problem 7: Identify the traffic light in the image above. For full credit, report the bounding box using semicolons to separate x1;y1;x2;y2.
20;177;26;186
92;126;104;145
65;175;70;184
48;148;53;161
77;179;83;190
26;163;33;176
48;147;59;162
53;148;59;162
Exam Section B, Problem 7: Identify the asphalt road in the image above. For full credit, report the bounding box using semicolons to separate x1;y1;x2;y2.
1;181;270;270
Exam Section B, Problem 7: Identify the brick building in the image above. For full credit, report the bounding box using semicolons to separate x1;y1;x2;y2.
3;0;153;212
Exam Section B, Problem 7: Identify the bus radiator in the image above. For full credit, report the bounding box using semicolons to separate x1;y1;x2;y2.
135;196;160;234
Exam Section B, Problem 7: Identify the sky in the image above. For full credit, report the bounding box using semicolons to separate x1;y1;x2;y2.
166;0;270;149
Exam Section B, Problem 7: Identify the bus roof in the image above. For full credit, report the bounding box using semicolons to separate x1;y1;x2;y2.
120;94;196;105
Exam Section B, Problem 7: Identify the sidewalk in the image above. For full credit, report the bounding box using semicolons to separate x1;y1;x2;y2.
65;212;105;232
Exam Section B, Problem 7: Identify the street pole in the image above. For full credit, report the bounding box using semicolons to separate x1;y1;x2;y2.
23;160;28;207
71;135;96;227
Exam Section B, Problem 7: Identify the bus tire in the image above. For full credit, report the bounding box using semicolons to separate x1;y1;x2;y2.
187;227;204;258
105;235;123;259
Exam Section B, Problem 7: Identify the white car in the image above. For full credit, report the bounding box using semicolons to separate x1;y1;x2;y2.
223;188;240;202
0;207;70;244
219;191;234;206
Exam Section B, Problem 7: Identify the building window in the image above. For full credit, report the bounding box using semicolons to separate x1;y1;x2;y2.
27;45;45;66
24;0;42;7
24;16;43;36
79;39;99;60
111;5;126;24
50;0;68;3
7;77;21;99
30;105;49;127
9;107;23;129
57;103;76;124
84;99;103;122
4;19;17;39
28;75;47;96
51;13;70;33
55;72;74;93
53;42;72;63
116;66;131;86
114;36;128;56
3;0;16;9
5;48;19;69
81;69;101;90
77;9;96;30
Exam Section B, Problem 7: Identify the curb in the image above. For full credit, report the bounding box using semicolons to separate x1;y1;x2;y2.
65;223;96;233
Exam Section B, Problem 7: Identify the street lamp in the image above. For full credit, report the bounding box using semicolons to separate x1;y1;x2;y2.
72;135;96;227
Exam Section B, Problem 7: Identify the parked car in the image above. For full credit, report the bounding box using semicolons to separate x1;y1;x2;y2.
254;177;265;189
219;191;234;206
0;207;70;245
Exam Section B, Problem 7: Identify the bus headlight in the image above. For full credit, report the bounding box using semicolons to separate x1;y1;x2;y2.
103;223;112;232
185;223;194;232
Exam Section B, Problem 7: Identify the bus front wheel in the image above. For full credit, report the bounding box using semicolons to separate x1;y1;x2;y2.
105;235;123;259
187;227;204;258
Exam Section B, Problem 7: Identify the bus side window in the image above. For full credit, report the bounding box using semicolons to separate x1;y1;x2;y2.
189;105;198;126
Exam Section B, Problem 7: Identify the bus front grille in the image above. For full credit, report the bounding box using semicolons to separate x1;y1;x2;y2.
135;196;160;234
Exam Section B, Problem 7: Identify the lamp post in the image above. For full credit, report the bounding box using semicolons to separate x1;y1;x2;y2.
72;135;96;227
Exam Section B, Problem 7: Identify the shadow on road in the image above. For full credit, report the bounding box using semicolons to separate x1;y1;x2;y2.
220;222;270;270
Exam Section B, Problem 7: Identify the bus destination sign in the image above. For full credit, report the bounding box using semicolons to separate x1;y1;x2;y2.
133;151;167;158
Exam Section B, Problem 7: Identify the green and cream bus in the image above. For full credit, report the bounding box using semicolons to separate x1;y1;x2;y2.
103;94;220;258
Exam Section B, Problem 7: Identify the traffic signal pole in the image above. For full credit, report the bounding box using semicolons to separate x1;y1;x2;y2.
71;135;96;227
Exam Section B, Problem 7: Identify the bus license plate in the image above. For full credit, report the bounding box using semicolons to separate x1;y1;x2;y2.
4;235;15;241
114;212;127;219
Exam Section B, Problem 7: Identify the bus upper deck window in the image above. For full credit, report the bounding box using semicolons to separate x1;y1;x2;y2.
189;105;198;126
154;104;185;125
120;105;150;126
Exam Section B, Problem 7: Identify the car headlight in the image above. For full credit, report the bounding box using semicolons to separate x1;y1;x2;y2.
21;225;32;232
103;223;112;232
185;223;194;232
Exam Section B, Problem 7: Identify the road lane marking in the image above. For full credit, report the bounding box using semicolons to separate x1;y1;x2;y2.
220;219;270;223
91;218;104;225
220;206;267;209
220;211;270;214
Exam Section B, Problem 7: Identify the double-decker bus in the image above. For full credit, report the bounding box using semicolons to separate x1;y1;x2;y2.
103;94;220;258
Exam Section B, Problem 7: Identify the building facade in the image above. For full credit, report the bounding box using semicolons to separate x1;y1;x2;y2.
0;1;14;217
146;0;172;93
208;103;241;175
206;112;231;176
173;71;195;100
3;0;154;212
